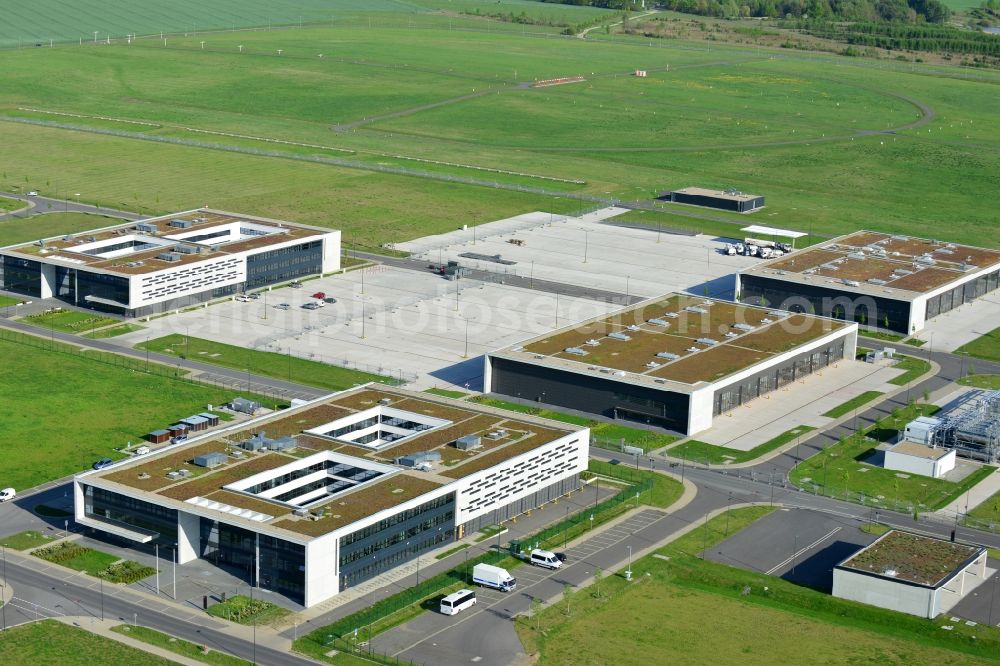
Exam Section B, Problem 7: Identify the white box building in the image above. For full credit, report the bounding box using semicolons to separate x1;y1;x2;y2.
833;530;988;619
884;441;956;479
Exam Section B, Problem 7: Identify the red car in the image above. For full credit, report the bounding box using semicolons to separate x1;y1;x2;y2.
311;292;326;300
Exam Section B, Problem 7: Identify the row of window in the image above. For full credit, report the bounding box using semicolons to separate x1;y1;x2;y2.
925;269;1000;321
340;530;452;589
340;494;454;546
339;510;454;565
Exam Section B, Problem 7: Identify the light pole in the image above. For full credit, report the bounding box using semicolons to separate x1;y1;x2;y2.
583;229;588;264
155;543;160;594
625;545;632;581
1;544;7;631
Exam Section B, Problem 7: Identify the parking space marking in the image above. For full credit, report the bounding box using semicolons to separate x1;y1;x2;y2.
765;527;841;575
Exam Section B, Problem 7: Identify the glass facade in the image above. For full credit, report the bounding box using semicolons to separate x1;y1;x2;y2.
925;269;1000;321
245;241;323;289
199;518;305;603
83;485;178;544
712;339;846;416
338;493;455;589
1;255;42;297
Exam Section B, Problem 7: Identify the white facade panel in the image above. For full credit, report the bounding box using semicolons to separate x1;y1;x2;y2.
909;262;1000;333
133;255;246;306
304;534;340;607
833;568;938;618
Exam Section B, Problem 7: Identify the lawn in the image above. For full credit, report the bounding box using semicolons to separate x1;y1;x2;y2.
206;595;290;626
517;506;1000;665
471;396;678;452
21;308;119;334
887;355;932;386
0;195;24;212
33;541;120;576
0;620;176;665
0;331;280;491
0;20;997;249
84;323;145;339
111;625;251;666
790;403;997;511
823;390;884;418
0;295;23;308
137;334;395;391
423;388;468;399
0;212;124;247
0;529;55;551
956;326;1000;364
958;374;1000;390
967;489;1000;526
669;425;816;465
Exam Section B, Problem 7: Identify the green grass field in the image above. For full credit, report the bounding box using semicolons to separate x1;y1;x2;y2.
206;595;290;625
959;374;1000;389
823;390;884;418
669;425;815;465
887;355;933;386
956;326;1000;364
84;323;145;339
0;211;126;247
0;529;56;551
21;308;119;334
0;333;279;491
0;15;995;248
968;490;1000;524
0;195;23;212
111;625;252;666
0;295;23;308
137;334;395;390
0;620;177;665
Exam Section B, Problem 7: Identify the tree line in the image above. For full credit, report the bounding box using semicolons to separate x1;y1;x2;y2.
800;19;1000;54
538;0;951;22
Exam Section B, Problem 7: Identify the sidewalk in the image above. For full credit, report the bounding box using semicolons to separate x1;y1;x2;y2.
936;466;1000;515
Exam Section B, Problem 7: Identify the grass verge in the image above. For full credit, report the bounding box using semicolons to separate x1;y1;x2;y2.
956;326;1000;364
0;529;55;551
823;390;884;418
137;334;396;391
958;374;1000;390
0;620;175;665
32;542;119;576
424;388;468;399
21;308;119;334
206;595;290;626
859;329;907;343
887;355;932;386
668;425;815;465
435;543;470;560
111;625;251;666
84;323;145;339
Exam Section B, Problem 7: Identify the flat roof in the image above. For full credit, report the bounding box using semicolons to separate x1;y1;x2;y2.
1;208;335;276
490;293;850;390
741;225;807;239
838;530;983;587
742;231;1000;299
85;385;580;539
674;187;761;202
889;442;952;460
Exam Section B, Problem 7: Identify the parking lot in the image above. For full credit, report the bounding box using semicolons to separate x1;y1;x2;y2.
397;210;758;301
117;265;620;390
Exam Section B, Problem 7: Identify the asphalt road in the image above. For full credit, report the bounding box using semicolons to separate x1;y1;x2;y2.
0;191;143;222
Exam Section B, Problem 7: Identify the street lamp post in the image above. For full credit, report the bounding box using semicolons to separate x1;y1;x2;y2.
625;545;632;581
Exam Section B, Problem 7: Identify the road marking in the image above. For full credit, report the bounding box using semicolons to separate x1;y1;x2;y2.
765;527;841;575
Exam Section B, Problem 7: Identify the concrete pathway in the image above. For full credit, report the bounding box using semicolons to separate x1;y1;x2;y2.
937;466;1000;516
911;292;1000;352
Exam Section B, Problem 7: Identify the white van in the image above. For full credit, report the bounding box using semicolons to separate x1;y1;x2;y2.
440;588;477;615
529;549;562;570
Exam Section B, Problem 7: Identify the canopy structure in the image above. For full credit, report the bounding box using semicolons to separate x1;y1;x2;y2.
741;225;808;248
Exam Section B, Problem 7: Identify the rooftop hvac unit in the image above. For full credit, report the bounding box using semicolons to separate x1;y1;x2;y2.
725;332;738;338
647;318;669;326
584;339;601;347
767;310;787;317
293;508;310;517
169;218;194;229
733;323;755;331
684;306;707;314
841;279;861;287
868;278;887;286
564;347;587;356
397;451;442;466
485;429;508;440
455;435;482;450
136;223;157;233
656;352;680;360
848;251;866;260
173;244;199;255
695;338;718;346
157;252;182;262
663;312;679;319
686;347;701;353
645;361;661;369
960;263;977;271
916;255;936;265
379;397;392;405
934;248;954;255
193;452;227;468
608;332;631;341
893;269;913;276
626;325;641;332
760;318;773;324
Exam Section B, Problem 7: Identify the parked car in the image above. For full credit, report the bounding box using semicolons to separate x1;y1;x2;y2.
289;281;303;288
529;548;562;570
554;552;568;563
234;295;250;303
27;191;38;196
311;292;326;300
247;292;260;300
274;303;291;310
323;297;338;304
92;458;114;470
0;487;15;502
302;302;320;310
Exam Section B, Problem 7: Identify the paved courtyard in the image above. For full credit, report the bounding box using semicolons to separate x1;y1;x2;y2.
115;266;619;390
396;209;758;301
911;292;1000;352
692;359;905;452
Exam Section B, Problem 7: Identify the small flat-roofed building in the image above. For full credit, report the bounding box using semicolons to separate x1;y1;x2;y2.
485;293;857;435
833;530;988;618
73;385;588;607
146;429;171;444
737;231;1000;334
884;441;955;479
0;208;340;318
663;187;764;213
